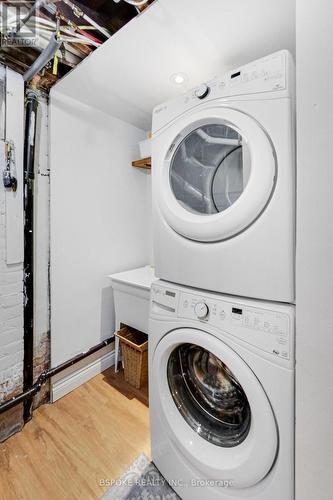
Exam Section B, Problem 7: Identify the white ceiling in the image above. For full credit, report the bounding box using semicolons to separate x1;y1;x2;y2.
52;0;295;130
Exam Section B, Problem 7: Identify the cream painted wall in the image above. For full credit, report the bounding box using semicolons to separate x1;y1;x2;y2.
50;91;151;367
296;1;333;498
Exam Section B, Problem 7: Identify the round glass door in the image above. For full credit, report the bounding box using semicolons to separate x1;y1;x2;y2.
153;328;278;487
167;343;251;447
170;124;251;216
156;107;276;242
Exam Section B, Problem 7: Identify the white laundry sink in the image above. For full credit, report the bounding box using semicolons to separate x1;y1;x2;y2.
108;265;157;371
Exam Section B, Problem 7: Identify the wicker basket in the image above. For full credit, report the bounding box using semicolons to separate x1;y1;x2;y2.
115;327;148;389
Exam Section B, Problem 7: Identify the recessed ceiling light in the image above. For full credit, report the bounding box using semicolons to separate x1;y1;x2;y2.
170;72;188;85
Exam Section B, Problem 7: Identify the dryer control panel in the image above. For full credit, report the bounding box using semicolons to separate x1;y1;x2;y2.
151;282;294;362
152;50;294;134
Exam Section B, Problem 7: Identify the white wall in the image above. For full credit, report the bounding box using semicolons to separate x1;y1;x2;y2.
50;91;151;367
296;1;333;498
0;67;24;440
34;96;50;349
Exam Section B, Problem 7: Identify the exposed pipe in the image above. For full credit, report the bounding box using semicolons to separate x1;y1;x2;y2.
29;28;100;48
32;15;104;44
80;14;110;40
23;19;102;47
124;0;148;7
0;338;114;415
62;0;111;39
61;36;100;47
23;90;38;423
23;34;62;82
116;0;149;6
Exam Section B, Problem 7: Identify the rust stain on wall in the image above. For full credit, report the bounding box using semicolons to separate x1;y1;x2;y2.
33;331;51;409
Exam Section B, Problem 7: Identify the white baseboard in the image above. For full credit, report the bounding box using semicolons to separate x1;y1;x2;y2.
51;349;115;402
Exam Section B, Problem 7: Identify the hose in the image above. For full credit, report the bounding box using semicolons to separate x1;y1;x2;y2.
23;33;62;81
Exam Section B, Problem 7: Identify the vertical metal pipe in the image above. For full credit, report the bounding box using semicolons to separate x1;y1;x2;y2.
23;90;38;423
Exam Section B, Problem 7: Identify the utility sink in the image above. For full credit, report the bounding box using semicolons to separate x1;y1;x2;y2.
108;265;157;371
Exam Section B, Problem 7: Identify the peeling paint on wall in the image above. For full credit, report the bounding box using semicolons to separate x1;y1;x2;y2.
33;93;50;409
0;72;51;441
33;331;50;409
0;364;22;398
0;64;24;442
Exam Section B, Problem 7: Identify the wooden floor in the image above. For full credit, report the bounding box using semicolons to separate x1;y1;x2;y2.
0;368;150;500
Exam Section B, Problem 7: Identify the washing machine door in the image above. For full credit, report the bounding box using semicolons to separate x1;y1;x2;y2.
152;328;278;488
154;105;276;242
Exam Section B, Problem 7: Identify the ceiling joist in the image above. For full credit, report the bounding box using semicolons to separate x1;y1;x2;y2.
0;0;154;90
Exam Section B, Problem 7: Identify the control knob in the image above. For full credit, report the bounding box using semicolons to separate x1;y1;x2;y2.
194;302;209;319
194;83;210;99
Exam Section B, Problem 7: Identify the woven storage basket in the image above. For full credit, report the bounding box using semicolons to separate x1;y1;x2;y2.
115;327;148;389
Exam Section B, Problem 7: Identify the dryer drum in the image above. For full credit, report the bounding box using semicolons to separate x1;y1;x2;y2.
169;123;250;217
167;344;251;447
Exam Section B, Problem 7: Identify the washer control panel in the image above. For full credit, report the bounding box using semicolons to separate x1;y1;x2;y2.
151;284;179;314
178;291;291;360
151;282;293;361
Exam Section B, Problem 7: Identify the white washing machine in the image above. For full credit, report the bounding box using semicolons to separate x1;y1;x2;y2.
152;50;295;303
149;280;295;500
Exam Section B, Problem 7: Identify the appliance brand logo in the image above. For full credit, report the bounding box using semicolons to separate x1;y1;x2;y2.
0;1;38;47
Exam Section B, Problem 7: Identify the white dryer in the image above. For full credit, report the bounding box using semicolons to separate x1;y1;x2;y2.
149;280;295;500
152;51;295;303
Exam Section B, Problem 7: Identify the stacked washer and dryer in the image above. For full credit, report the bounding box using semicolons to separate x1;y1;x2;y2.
149;50;295;500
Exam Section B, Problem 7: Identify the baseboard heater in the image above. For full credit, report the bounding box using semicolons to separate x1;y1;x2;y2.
0;337;114;416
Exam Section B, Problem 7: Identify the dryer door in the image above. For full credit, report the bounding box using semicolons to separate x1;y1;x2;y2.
154;106;276;242
152;328;278;488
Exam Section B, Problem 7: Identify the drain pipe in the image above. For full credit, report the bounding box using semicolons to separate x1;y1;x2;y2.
23;34;62;82
62;0;111;39
23;90;38;423
0;338;114;416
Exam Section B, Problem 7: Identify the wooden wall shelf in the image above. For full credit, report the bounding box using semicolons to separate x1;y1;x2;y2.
132;157;151;170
